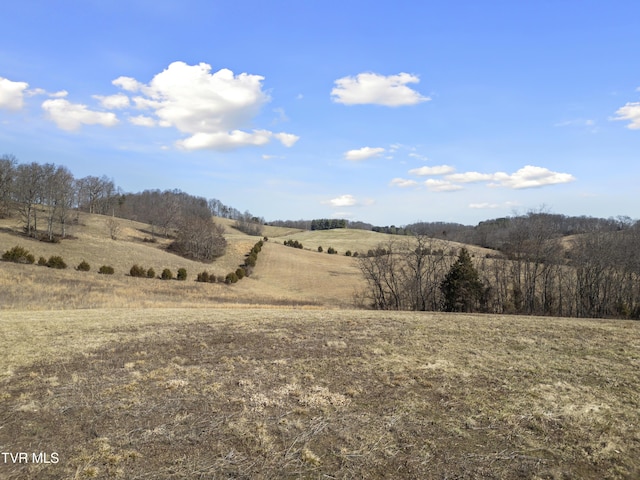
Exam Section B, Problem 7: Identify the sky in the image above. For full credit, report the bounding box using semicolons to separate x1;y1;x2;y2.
1;0;639;226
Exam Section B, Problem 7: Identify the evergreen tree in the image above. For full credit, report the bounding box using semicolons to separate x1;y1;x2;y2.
440;248;484;312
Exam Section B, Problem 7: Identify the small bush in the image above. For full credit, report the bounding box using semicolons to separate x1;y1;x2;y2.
161;268;173;280
317;246;323;253
245;254;257;268
98;265;115;275
225;272;238;284
130;264;146;277
47;256;67;269
147;268;156;279
2;245;36;264
235;267;246;280
345;250;352;257
327;247;337;255
38;256;48;266
77;260;91;271
196;271;210;283
353;251;359;257
177;268;187;281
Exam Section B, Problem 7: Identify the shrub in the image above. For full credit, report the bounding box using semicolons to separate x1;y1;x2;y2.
130;264;146;277
161;268;173;280
46;255;67;269
147;268;156;279
225;272;238;284
235;267;246;280
98;265;115;275
2;245;35;264
353;251;359;257
327;246;337;255
196;271;210;283
77;260;91;271
345;250;352;257
245;254;257;268
318;246;323;253
38;256;48;266
177;268;187;281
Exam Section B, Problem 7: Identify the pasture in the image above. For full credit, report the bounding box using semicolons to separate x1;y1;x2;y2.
1;309;639;479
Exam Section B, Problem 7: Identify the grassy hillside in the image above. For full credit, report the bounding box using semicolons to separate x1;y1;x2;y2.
1;213;423;310
0;308;638;479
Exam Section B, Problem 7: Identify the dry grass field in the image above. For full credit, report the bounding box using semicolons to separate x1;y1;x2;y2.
0;309;638;479
1;214;639;479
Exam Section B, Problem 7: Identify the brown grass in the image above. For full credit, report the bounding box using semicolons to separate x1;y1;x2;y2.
1;309;639;479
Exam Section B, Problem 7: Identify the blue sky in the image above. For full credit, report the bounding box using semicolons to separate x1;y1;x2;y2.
1;0;639;225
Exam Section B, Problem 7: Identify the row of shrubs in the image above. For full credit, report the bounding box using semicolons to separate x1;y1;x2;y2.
284;239;303;249
317;245;359;257
129;264;187;280
197;239;264;285
2;245;115;273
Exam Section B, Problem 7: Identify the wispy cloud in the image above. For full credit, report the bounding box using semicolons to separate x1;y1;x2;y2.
408;165;455;176
331;72;430;106
389;178;419;188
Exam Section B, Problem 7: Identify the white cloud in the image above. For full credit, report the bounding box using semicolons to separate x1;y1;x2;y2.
441;166;574;189
331;72;430;106
613;102;640;129
325;194;357;207
445;171;494;183
176;129;273;150
129;115;156;127
489;165;575;189
41;98;118;131
424;179;463;192
408;165;455;176
112;76;143;92
0;77;29;110
94;93;130;109
344;146;385;161
390;178;419;188
112;61;298;150
273;132;300;147
469;201;520;209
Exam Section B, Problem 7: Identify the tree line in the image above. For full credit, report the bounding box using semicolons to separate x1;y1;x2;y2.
0;155;245;262
357;220;640;319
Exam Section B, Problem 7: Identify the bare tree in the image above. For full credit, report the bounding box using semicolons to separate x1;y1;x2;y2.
14;162;44;237
0;154;17;218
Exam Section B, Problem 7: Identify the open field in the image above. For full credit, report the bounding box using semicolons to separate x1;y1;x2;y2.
1;309;639;479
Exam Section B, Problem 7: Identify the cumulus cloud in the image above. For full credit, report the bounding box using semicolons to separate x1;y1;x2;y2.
41;98;118;131
408;165;455;176
331;72;430;106
112;61;298;150
390;178;419;188
345;146;385;161
442;166;574;189
488;165;575;189
94;93;130;109
613;102;640;129
445;171;494;183
0;77;29;110
176;129;273;150
325;194;358;207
